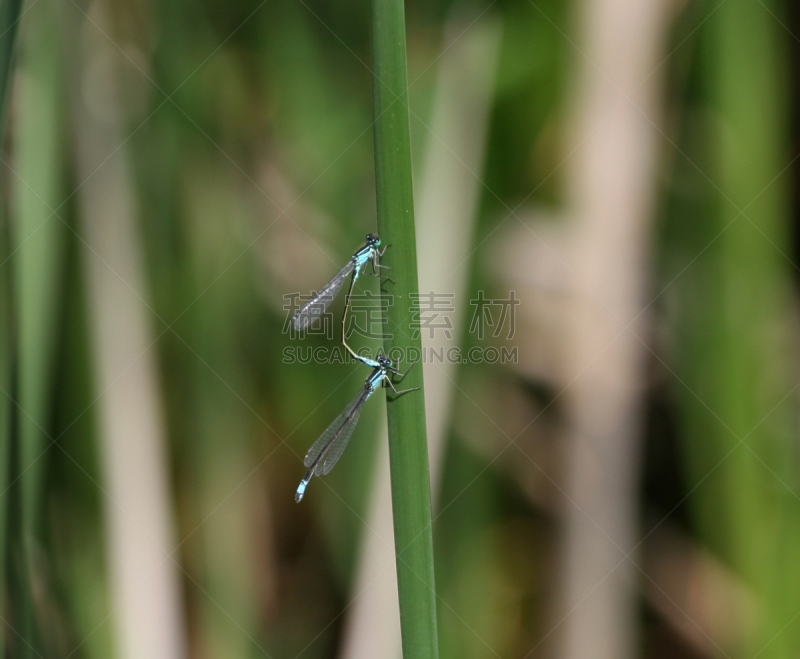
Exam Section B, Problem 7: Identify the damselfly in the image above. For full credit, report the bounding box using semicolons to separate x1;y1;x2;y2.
292;233;389;333
295;355;418;502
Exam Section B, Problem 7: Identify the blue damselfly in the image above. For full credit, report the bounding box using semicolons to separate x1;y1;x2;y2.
292;234;389;335
295;355;417;502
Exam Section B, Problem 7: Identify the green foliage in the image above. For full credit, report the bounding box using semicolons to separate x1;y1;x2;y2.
371;0;439;657
0;0;797;657
663;1;797;656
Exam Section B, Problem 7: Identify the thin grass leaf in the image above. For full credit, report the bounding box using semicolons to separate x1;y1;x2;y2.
666;1;798;657
0;0;24;657
370;0;439;657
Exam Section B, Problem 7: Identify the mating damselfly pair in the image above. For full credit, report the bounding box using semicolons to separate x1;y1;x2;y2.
292;234;418;502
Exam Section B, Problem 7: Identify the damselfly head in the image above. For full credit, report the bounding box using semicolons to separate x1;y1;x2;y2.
366;233;381;247
377;354;392;369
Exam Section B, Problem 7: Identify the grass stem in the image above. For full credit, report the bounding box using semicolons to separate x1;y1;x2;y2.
0;1;24;657
370;1;439;657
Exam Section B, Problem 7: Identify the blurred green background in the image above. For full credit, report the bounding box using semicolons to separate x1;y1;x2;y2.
0;0;799;657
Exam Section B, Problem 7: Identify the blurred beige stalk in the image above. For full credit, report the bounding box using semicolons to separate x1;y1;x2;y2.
338;13;501;659
556;0;668;658
643;524;759;655
73;5;187;659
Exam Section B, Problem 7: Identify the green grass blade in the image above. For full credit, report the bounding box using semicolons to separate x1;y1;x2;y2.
12;3;66;653
370;1;439;657
665;1;798;656
706;2;798;656
14;0;65;540
0;1;24;657
0;0;22;135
